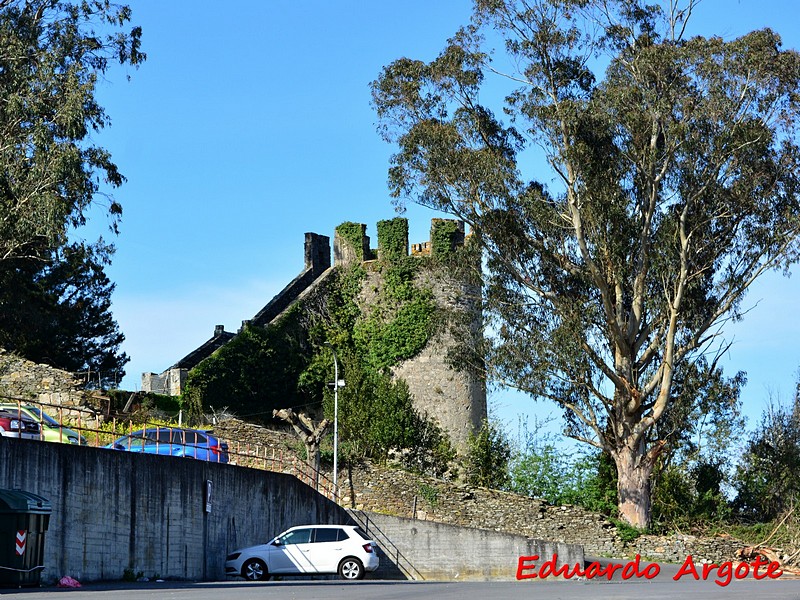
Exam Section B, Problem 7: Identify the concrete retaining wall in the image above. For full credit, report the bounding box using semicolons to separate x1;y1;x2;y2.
0;438;581;584
0;437;349;584
349;510;583;581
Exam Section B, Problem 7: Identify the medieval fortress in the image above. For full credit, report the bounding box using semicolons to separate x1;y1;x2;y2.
141;219;487;451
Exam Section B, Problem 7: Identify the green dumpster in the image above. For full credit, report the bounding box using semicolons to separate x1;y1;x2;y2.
0;489;51;587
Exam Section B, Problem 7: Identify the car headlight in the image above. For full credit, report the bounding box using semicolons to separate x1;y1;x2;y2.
226;552;241;561
9;419;21;430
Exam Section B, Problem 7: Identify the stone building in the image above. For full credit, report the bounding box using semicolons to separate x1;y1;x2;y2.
142;220;486;451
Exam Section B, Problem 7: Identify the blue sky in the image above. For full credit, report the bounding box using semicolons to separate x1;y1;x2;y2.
80;0;800;437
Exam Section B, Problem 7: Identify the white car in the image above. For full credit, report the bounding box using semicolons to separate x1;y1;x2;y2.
225;524;379;581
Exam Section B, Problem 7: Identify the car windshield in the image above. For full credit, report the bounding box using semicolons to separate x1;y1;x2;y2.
26;407;60;427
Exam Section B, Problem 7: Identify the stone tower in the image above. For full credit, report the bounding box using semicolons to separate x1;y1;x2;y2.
334;218;486;452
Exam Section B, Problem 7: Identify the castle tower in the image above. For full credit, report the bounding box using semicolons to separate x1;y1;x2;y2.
335;217;487;452
392;218;485;451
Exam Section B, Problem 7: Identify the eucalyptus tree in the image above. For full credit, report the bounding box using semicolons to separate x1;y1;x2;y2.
0;0;144;263
372;0;800;526
0;1;142;379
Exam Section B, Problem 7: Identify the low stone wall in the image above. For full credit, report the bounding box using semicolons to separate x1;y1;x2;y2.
0;350;78;398
340;461;751;564
0;350;102;426
630;534;745;565
341;461;621;558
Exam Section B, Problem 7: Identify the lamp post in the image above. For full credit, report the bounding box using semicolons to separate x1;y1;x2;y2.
325;343;340;500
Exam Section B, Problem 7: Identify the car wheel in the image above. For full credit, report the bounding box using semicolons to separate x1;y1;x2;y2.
338;557;364;580
242;558;269;581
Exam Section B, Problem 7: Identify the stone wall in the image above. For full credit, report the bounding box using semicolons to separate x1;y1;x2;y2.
390;266;485;452
339;461;748;565
141;368;186;396
0;350;102;426
210;419;751;566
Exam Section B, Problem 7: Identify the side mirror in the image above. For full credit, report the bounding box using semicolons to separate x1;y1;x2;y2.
271;539;282;547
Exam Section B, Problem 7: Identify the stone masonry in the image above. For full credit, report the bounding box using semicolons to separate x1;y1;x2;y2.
145;220;487;455
0;349;104;426
334;219;486;453
212;419;749;566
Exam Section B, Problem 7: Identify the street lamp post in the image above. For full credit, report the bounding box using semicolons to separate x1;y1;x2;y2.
325;343;340;500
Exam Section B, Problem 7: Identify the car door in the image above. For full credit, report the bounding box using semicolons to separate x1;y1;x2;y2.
305;527;346;573
154;428;177;455
267;528;315;574
170;429;193;457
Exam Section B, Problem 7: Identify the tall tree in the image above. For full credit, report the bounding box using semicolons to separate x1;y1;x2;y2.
0;0;142;380
0;241;128;387
0;0;144;263
372;0;800;526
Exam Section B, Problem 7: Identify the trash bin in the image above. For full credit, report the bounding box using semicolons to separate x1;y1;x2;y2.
0;489;51;587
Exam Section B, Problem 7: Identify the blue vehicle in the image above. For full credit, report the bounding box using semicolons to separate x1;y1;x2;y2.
106;427;229;463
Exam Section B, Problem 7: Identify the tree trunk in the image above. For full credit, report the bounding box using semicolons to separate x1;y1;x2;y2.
306;441;321;488
614;441;653;529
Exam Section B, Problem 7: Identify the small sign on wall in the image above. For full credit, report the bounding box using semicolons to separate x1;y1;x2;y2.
205;480;212;513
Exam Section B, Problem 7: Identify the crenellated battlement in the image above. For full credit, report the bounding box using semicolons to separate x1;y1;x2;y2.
334;217;467;264
142;217;485;451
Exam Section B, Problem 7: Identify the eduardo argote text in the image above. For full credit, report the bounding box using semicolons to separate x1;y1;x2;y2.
516;553;783;587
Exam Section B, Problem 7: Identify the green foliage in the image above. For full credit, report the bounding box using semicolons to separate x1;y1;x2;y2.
373;0;800;527
354;295;435;372
106;390;179;415
506;419;617;512
610;519;646;543
0;1;142;382
510;443;618;514
465;419;511;489
335;222;367;261
182;307;311;421
0;242;128;386
321;358;453;476
651;359;745;474
122;568;143;582
732;393;800;522
377;217;408;261
353;257;436;372
430;219;460;258
418;483;439;507
0;1;144;264
651;461;730;531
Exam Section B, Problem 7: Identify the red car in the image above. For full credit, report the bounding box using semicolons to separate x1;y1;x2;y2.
0;409;41;439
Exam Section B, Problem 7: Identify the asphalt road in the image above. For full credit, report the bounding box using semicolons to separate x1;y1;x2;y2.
4;578;800;600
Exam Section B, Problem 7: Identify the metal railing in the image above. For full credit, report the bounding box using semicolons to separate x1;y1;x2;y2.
0;397;339;501
347;509;425;581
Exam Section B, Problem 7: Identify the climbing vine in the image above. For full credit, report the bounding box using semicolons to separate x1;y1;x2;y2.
431;219;461;258
335;222;367;261
182;305;311;421
376;217;408;261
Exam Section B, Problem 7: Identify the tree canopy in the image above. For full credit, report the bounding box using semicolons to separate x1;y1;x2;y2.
0;0;143;262
0;0;143;379
373;0;800;527
0;241;127;387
